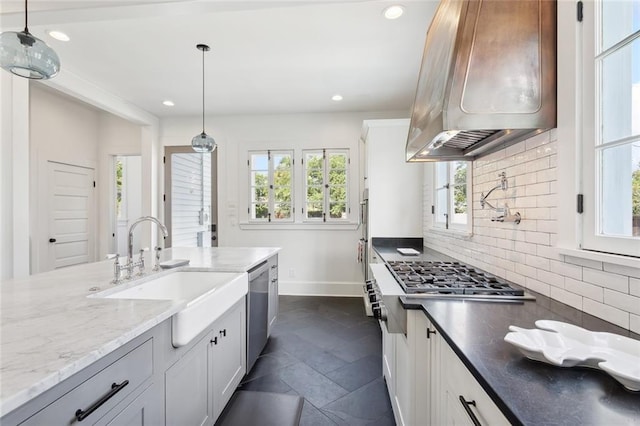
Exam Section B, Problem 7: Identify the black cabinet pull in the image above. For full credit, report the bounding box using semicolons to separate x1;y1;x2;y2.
220;329;226;337
459;395;481;426
75;380;129;422
49;238;57;243
427;328;437;339
211;337;218;345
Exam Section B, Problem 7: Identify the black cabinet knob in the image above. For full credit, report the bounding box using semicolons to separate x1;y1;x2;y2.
49;238;57;243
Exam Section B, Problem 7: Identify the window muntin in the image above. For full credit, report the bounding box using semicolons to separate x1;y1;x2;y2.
248;150;293;222
434;161;469;229
583;0;640;254
303;149;349;222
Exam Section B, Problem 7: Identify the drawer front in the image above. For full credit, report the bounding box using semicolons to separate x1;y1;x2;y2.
21;339;153;426
441;342;509;426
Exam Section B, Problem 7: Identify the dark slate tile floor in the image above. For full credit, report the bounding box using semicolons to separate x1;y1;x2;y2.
237;296;395;426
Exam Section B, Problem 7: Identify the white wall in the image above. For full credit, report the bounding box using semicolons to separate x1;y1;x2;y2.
160;111;406;295
3;84;149;275
0;74;30;280
29;84;100;273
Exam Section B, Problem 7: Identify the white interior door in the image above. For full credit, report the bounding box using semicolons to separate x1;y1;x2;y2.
44;161;95;270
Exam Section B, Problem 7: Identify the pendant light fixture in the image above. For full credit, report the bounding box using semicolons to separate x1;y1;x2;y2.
191;43;216;153
0;0;60;80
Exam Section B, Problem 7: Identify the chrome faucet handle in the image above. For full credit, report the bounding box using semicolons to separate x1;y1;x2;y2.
109;254;122;284
137;248;149;276
153;246;162;271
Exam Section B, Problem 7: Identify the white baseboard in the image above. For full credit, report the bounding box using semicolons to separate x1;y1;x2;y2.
279;280;362;297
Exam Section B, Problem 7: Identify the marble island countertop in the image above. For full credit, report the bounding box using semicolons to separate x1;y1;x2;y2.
0;247;279;417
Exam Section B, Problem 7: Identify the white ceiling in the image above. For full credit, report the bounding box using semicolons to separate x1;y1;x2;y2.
1;1;438;117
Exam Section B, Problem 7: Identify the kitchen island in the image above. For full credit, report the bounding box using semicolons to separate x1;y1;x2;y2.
0;247;279;419
372;240;640;425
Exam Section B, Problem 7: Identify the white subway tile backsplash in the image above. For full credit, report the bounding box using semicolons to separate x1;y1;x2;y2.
525;131;551;150
525;157;550;174
536;168;557;183
525;277;551;296
525;182;551;196
515;263;537;279
525;231;550;246
603;290;640;316
526;254;550;271
565;277;604;302
506;142;526;157
506;270;526;286
536;220;558;234
583;299;629;329
603;263;640;279
536;245;562;261
631;278;640;297
515;241;537;255
550;287;583;310
582;269;629;293
423;133;639;331
631;314;640;334
536;194;557;208
523;207;553;220
537;269;564;288
550;259;582;280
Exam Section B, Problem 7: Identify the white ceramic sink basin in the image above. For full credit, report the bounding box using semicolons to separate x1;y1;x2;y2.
94;271;248;347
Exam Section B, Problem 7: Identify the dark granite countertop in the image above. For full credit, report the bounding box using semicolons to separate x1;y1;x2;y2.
372;240;640;426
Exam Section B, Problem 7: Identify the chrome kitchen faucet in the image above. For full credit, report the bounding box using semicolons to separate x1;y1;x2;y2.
110;216;168;284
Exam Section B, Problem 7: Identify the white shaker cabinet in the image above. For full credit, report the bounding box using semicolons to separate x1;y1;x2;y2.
389;309;509;426
211;297;246;420
165;297;246;425
440;335;509;426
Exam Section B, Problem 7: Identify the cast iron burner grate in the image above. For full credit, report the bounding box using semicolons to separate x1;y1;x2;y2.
386;260;525;297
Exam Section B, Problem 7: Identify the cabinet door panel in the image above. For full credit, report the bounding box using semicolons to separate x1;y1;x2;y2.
212;299;246;419
165;334;212;426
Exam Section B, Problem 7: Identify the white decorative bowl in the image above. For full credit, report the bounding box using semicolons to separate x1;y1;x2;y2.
504;321;640;391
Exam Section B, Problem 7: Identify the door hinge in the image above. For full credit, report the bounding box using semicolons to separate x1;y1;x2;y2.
248;207;250;214
247;159;250;166
577;194;584;214
163;194;166;202
577;1;583;22
93;181;96;188
431;205;435;214
163;156;166;164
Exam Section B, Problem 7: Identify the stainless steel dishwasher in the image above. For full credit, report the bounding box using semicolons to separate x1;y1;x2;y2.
247;261;269;372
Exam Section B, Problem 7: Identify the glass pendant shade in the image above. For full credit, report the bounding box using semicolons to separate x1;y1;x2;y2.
0;30;60;80
191;131;216;153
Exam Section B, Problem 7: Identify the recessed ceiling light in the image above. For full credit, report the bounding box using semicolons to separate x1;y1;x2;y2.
332;94;343;101
383;5;404;20
46;30;70;42
162;100;175;107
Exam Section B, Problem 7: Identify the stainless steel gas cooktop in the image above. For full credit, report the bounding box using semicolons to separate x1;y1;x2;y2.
386;260;534;300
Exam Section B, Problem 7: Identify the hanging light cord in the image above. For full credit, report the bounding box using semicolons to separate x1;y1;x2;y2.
24;0;29;32
201;47;205;134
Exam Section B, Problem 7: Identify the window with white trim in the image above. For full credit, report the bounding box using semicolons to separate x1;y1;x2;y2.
303;149;349;222
433;161;470;230
248;150;293;222
582;0;640;257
